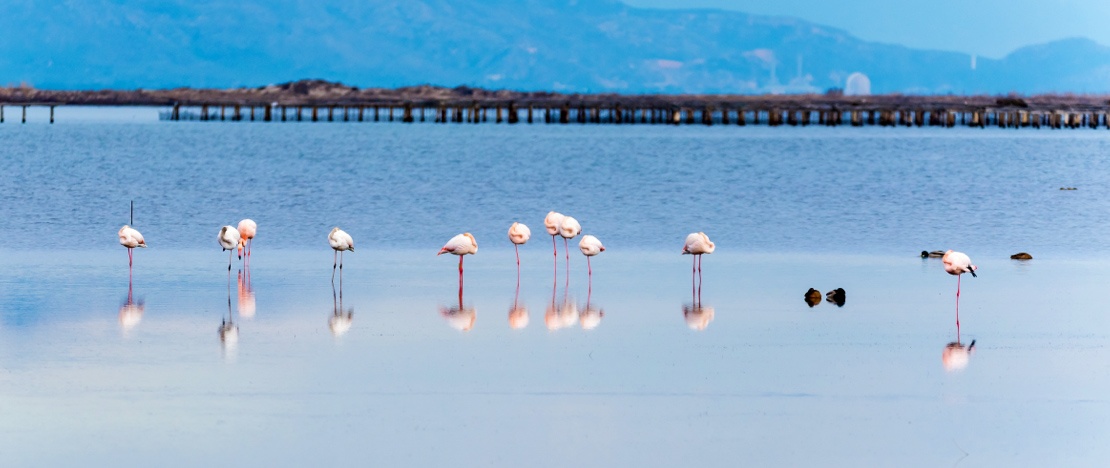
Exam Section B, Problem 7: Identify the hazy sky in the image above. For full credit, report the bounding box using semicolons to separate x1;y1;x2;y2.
622;0;1110;58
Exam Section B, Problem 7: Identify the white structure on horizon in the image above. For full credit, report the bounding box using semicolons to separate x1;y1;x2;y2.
845;72;871;96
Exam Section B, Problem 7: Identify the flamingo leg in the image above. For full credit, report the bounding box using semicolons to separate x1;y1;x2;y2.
227;249;233;272
128;247;133;267
332;250;337;279
956;274;961;330
698;254;703;285
340;251;344;270
458;255;464;292
588;256;592;277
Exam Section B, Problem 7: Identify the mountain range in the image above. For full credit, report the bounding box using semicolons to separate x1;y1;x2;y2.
2;0;1109;94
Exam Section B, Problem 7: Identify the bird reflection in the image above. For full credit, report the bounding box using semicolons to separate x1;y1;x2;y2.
545;275;579;330
118;274;145;333
508;277;529;329
219;274;239;352
942;340;976;372
825;288;846;307
803;288;822;307
440;283;476;331
579;281;603;330
330;270;353;336
237;267;256;319
683;273;714;330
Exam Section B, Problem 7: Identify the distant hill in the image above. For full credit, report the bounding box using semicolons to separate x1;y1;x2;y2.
2;0;1109;94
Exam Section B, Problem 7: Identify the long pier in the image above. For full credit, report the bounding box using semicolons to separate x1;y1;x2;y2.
3;80;1109;129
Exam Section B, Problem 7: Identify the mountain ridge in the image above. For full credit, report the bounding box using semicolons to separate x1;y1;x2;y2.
1;0;1108;94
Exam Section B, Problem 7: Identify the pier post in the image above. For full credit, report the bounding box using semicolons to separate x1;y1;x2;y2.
21;105;26;124
50;105;55;124
281;106;287;122
201;104;209;121
736;109;746;126
495;105;503;124
702;107;712;126
508;102;519;124
390;107;396;122
560;103;570;124
641;108;648;124
786;110;798;126
527;106;533;124
545;107;552;124
0;105;4;123
311;107;318;122
720;108;730;125
403;103;414;123
220;106;226;121
233;105;242;121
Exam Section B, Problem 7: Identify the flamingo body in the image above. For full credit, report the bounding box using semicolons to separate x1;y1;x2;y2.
119;225;147;249
682;232;715;255
218;226;241;251
942;250;977;277
508;222;531;245
438;233;478;256
559;216;581;239
328;227;354;252
579;235;605;256
544;212;565;236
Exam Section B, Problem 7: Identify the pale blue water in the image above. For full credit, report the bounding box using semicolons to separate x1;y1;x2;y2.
1;112;1109;466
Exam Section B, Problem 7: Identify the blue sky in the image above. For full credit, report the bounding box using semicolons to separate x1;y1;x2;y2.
622;0;1110;58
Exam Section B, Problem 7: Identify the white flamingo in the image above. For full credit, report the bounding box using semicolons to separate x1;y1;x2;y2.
682;232;715;282
559;216;581;264
218;226;241;272
118;225;147;268
942;250;977;331
328;227;354;278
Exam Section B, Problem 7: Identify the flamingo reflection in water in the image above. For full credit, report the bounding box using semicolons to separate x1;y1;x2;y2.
330;269;353;337
118;274;145;333
508;275;529;330
682;260;714;331
219;273;238;353
579;278;604;330
943;340;977;372
440;291;477;332
237;267;256;319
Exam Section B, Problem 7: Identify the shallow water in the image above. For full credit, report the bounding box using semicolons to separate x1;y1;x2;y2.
2;115;1109;466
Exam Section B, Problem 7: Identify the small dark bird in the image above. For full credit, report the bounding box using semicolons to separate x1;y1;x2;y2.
1010;252;1033;260
804;288;822;307
825;288;846;307
921;250;945;258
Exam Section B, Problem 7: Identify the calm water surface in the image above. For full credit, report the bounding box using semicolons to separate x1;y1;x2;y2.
1;113;1108;466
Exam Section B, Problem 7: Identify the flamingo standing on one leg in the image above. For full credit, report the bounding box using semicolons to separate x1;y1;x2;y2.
682;232;715;286
237;219;256;266
578;234;604;278
218;226;241;272
544;211;565;271
942;250;977;333
439;233;478;291
328;227;354;279
508;222;531;274
559;216;581;272
118;225;147;268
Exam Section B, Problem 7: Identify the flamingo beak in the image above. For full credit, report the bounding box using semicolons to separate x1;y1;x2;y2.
600;246;605;252
969;266;977;278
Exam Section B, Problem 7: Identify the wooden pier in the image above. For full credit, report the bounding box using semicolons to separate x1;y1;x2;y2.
3;80;1110;129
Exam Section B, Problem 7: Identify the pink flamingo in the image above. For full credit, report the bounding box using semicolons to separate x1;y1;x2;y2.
942;250;977;332
682;232;715;285
237;219;257;265
578;234;604;277
438;233;478;290
118;225;147;268
544;211;565;268
508;222;531;272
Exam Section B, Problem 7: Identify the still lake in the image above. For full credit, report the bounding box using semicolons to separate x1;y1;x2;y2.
1;109;1109;466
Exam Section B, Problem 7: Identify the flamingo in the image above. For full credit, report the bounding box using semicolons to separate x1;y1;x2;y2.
439;233;478;286
682;232;715;284
118;225;147;268
508;222;531;270
328;227;354;279
578;234;604;277
559;216;581;266
544;211;565;264
237;219;257;265
942;250;977;331
218;226;241;272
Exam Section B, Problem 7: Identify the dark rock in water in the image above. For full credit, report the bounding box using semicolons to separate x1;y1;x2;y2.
804;288;822;307
825;288;846;307
921;250;945;258
1011;252;1033;260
